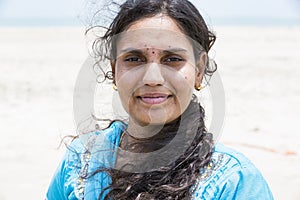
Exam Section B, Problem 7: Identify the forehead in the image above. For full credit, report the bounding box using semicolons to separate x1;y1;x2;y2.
128;14;182;32
116;15;193;51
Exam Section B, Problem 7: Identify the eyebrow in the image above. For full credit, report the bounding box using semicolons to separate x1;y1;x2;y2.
163;48;188;54
119;48;143;54
119;47;188;54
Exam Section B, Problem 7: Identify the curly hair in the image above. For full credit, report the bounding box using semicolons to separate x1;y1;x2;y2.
89;0;217;82
85;0;218;199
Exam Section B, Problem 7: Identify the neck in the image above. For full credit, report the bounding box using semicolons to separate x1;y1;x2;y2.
120;95;201;153
120;118;180;153
126;118;167;139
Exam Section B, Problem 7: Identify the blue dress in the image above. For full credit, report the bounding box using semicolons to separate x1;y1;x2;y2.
46;121;274;200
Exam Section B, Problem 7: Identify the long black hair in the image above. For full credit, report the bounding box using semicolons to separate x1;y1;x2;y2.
87;0;217;199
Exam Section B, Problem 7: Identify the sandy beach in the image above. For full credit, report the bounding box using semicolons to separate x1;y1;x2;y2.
0;26;299;200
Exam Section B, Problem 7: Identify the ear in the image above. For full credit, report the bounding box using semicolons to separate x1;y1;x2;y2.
195;52;207;88
110;60;116;84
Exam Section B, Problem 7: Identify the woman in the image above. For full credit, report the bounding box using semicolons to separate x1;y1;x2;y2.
46;0;274;199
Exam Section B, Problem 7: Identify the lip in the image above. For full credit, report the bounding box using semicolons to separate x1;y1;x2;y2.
137;93;172;105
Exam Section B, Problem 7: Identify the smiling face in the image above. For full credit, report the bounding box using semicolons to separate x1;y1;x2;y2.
113;15;205;126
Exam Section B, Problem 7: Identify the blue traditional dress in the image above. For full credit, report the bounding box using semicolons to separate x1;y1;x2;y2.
46;121;274;200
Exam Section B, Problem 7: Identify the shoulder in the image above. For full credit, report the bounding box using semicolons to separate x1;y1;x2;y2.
192;143;274;200
64;121;126;158
214;143;257;172
46;131;100;200
46;121;126;200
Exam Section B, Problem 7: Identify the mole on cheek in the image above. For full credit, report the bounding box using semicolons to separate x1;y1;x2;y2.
152;51;155;54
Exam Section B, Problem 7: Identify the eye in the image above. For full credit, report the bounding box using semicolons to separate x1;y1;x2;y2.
124;56;145;63
163;56;184;62
162;55;185;68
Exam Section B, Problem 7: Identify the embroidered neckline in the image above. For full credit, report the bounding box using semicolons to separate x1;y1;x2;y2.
190;153;225;195
74;135;97;199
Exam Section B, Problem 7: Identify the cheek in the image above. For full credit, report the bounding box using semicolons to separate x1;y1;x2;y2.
164;69;194;107
174;67;196;101
115;63;132;86
115;62;125;82
175;66;196;88
115;65;142;110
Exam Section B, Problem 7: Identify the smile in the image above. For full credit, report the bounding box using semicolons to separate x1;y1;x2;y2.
137;94;172;105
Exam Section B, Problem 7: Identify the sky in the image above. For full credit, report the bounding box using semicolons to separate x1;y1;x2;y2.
0;0;299;26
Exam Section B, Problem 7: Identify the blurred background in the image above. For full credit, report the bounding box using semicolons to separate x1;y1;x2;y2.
0;0;299;26
0;0;299;199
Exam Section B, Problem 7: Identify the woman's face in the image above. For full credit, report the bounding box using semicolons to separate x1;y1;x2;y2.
113;15;204;126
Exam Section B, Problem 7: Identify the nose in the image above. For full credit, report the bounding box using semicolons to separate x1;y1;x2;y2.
142;62;165;86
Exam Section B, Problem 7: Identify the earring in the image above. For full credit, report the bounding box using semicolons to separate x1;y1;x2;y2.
195;85;202;91
113;84;118;91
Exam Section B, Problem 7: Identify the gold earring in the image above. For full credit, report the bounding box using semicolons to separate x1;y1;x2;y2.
195;85;202;91
113;84;118;91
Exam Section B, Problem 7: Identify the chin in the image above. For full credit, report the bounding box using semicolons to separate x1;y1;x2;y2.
136;114;180;126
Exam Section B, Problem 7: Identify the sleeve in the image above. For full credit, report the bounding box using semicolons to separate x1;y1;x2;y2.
46;153;69;200
46;139;85;200
192;145;274;200
217;164;274;200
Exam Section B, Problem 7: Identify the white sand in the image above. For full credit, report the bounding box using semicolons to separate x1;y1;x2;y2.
0;26;299;200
